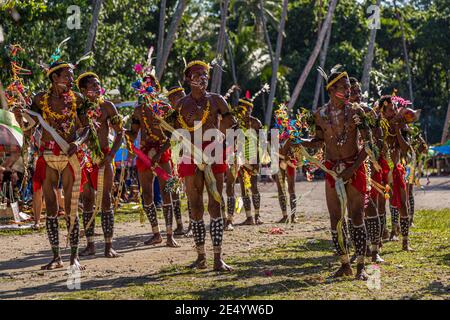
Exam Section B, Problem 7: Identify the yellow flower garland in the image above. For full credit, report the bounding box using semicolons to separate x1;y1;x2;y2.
177;101;210;132
41;90;77;133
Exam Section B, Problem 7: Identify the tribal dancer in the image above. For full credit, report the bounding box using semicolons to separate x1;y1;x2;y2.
406;127;427;227
225;95;263;230
379;95;414;251
176;60;236;271
14;45;90;270
348;77;384;263
299;66;372;280
166;86;187;235
76;72;123;258
125;61;179;247
272;105;305;224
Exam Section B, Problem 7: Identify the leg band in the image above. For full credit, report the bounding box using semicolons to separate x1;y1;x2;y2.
46;216;59;255
279;194;287;216
144;203;160;234
210;217;224;253
400;216;410;238
191;219;206;253
353;223;367;258
365;216;381;245
101;210;114;242
331;228;349;256
390;204;399;226
163;204;174;234
252;193;261;215
227;196;235;220
82;211;95;242
242;196;252;217
172;199;182;224
289;193;297;217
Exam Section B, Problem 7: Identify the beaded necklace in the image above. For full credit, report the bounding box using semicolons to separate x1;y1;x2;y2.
178;100;210;132
41;90;77;136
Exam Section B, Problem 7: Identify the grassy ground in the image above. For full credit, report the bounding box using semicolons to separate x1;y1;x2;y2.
50;209;450;300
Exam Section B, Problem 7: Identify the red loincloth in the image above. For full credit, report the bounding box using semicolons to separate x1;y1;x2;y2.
33;142;87;192
136;143;171;173
178;142;227;178
370;156;390;201
391;163;406;209
286;159;297;177
84;147;111;191
324;159;367;194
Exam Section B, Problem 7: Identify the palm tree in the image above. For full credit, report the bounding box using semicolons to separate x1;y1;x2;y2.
156;0;167;78
85;0;103;54
287;0;338;112
264;0;288;126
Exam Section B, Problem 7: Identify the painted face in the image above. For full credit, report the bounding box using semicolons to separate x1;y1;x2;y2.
383;101;397;120
330;76;351;104
350;84;362;103
53;67;74;91
82;77;101;99
187;65;209;91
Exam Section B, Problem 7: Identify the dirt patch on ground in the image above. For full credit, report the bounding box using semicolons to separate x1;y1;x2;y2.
0;176;449;299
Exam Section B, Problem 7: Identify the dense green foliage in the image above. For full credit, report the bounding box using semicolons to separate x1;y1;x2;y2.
1;0;448;142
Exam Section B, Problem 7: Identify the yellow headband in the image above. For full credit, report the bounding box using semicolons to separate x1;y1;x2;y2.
184;60;210;74
326;71;349;90
46;63;73;78
75;72;100;90
239;99;254;109
166;87;184;97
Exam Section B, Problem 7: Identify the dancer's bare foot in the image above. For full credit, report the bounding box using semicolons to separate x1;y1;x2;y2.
224;220;234;231
188;256;207;269
290;215;298;224
371;251;385;263
166;235;180;247
32;223;41;230
144;233;163;245
240;217;255;225
255;215;264;225
389;228;400;241
333;263;353;277
277;216;288;223
173;225;184;236
213;259;233;272
79;243;96;257
104;244;121;258
355;263;369;280
70;256;86;271
41;257;64;270
402;239;414;251
382;228;390;242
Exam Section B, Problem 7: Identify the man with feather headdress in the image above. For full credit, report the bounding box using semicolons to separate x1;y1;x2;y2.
76;71;124;258
298;65;372;280
174;60;236;272
13;38;91;271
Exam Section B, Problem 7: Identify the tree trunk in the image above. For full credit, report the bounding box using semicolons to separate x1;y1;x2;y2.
287;0;338;112
84;0;103;54
264;0;288;126
312;22;332;111
361;0;381;97
259;0;274;65
226;33;239;106
441;99;450;144
156;0;167;77
211;0;230;94
394;0;414;106
156;0;187;81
